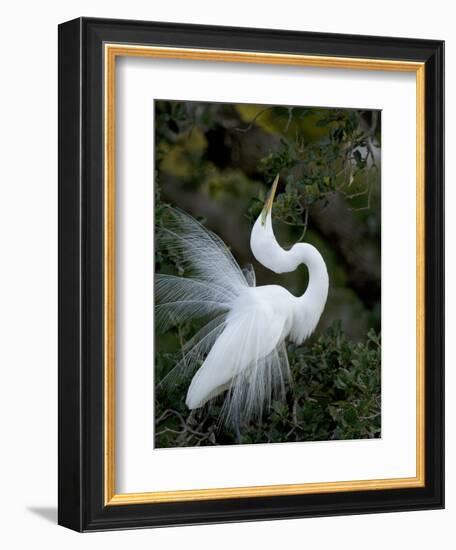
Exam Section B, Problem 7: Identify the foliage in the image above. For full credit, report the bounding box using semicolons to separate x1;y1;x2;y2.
154;101;380;241
245;107;380;234
155;321;381;447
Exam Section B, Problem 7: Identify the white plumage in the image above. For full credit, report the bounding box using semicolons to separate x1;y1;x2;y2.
156;175;329;427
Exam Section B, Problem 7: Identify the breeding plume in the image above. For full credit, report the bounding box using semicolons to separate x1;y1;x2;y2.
156;175;329;427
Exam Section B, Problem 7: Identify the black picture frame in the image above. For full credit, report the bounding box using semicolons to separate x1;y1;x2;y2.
58;17;444;531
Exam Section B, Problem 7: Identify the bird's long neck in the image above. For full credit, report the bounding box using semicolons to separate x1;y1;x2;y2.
251;215;329;301
250;212;328;303
286;243;329;344
288;243;329;303
250;213;329;343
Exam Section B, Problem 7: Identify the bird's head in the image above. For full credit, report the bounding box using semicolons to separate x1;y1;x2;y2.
259;173;279;227
250;174;291;273
250;175;325;276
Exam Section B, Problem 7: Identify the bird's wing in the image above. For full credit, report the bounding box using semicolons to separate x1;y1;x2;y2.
156;207;256;334
155;274;231;333
242;263;256;287
157;207;251;299
156;207;260;395
185;296;290;424
157;312;229;388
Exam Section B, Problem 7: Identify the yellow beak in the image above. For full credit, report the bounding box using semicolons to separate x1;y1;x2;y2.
261;174;279;225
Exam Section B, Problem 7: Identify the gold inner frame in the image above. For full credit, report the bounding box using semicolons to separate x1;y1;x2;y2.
104;44;426;506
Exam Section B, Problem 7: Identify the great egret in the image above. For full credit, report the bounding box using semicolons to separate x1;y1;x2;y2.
156;174;329;428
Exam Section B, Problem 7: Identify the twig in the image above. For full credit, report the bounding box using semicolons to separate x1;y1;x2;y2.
296;209;309;242
235;107;273;132
284;107;294;133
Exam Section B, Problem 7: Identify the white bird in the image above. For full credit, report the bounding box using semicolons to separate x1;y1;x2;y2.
156;174;329;428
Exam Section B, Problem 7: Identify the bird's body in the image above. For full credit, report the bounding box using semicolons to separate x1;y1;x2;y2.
186;279;327;410
156;175;328;426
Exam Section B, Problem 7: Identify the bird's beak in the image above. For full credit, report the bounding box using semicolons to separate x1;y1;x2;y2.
261;174;279;225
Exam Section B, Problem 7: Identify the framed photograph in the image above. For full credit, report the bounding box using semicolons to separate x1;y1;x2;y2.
58;17;444;531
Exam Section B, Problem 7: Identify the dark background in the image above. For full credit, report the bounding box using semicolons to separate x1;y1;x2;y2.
154;99;381;447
